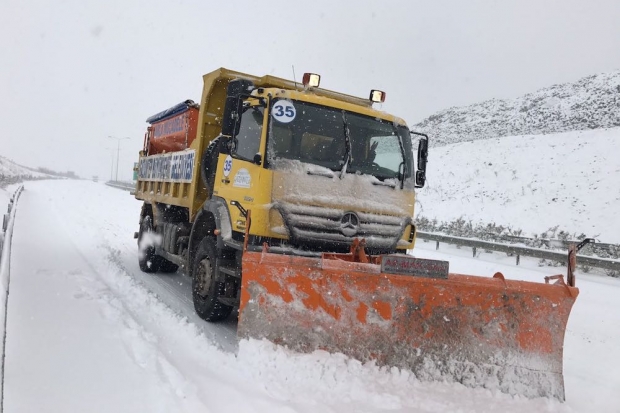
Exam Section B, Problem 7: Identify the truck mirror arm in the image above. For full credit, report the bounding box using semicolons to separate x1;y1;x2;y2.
239;93;267;108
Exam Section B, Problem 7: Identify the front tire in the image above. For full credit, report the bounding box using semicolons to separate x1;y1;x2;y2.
192;237;233;321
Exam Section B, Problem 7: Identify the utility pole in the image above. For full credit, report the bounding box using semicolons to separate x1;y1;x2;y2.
107;136;131;182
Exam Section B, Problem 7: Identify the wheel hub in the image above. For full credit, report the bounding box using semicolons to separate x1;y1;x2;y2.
195;258;213;296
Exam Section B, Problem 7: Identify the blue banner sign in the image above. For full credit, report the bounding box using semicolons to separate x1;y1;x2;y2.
137;150;195;183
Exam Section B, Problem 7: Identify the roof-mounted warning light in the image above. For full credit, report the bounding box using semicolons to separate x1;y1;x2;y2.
370;90;386;103
302;73;321;88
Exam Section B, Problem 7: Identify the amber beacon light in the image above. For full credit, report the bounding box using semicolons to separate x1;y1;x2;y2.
369;89;386;103
302;73;321;88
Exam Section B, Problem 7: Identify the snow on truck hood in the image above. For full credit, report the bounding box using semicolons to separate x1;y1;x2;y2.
270;159;414;217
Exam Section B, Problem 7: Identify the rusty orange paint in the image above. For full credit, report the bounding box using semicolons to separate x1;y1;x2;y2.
517;322;554;354
372;301;392;321
253;272;295;304
356;302;368;323
341;288;353;302
238;249;579;400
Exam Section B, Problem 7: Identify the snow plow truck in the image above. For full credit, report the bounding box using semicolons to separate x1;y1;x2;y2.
133;68;579;400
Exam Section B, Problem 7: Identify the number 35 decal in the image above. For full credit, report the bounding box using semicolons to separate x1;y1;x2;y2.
223;155;233;177
271;100;296;123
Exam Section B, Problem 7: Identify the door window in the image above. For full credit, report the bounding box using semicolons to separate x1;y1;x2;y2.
234;106;264;161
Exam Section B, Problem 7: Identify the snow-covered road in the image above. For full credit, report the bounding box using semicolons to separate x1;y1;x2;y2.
2;180;619;412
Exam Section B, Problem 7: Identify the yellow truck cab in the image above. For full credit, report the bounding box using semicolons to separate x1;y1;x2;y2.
134;68;428;321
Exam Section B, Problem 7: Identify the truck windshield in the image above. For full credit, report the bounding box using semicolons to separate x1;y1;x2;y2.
266;99;412;181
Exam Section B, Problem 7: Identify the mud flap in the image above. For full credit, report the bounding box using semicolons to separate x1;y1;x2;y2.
238;249;578;400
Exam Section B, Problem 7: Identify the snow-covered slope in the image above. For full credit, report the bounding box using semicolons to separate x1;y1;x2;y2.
415;127;620;243
0;155;50;186
413;71;620;146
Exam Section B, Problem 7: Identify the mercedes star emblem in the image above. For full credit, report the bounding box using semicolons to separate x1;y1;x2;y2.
340;212;360;237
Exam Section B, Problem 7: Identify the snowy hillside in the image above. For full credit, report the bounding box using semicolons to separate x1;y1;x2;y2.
415;127;620;243
413;71;620;146
0;155;51;187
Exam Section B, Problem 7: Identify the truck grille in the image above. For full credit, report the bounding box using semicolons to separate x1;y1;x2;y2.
273;203;411;251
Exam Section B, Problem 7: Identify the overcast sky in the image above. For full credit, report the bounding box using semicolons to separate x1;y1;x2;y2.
1;0;619;180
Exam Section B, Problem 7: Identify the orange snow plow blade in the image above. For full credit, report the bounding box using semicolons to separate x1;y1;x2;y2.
238;242;579;400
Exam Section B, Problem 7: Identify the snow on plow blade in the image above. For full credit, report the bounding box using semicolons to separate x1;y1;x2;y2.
238;245;578;400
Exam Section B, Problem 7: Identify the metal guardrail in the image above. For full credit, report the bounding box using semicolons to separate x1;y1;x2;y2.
0;184;24;411
1;186;24;253
105;181;135;192
417;231;620;273
478;233;618;255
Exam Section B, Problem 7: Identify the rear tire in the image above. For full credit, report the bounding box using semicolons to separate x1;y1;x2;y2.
138;216;160;273
192;237;233;321
138;215;179;273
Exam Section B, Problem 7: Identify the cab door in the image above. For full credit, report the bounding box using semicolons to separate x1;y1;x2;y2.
213;104;267;234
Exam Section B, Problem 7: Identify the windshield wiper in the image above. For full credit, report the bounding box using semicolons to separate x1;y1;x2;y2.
340;111;352;179
371;179;396;188
307;170;334;178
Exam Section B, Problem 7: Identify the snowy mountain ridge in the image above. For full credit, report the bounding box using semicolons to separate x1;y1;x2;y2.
413;70;620;146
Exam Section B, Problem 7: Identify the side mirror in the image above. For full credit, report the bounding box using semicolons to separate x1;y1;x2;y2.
410;131;429;188
253;153;262;165
415;170;426;188
222;79;254;137
417;137;428;171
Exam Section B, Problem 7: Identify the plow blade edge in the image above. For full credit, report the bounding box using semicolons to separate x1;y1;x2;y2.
238;250;578;400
